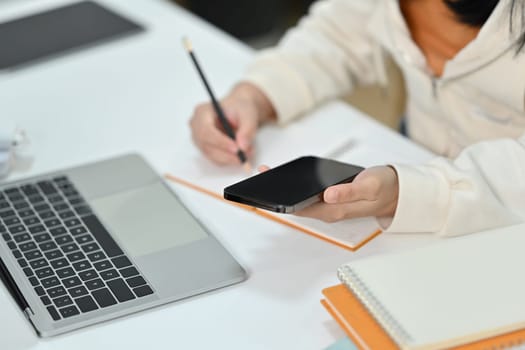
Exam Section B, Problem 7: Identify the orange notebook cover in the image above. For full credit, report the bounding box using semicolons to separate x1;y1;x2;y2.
165;174;382;251
321;284;525;350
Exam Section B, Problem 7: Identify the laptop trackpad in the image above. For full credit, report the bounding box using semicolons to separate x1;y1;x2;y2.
89;182;208;258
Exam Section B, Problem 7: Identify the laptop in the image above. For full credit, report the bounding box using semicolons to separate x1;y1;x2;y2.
0;154;247;336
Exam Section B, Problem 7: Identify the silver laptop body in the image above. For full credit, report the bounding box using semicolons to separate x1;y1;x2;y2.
0;154;246;336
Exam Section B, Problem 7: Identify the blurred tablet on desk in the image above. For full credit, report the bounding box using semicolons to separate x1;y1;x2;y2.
0;1;144;70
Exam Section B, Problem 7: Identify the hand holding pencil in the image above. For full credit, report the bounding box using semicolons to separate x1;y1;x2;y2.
184;38;276;171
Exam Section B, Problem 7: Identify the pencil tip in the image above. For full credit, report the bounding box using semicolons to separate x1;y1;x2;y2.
182;37;192;52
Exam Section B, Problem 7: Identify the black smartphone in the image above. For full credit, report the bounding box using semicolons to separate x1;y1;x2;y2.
223;156;364;213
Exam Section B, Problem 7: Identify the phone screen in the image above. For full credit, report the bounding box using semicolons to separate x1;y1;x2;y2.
223;156;364;213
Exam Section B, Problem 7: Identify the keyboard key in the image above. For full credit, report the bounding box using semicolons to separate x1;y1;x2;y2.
85;278;104;291
59;305;79;318
4;217;21;226
53;295;73;308
12;249;22;259
0;210;16;219
9;225;26;234
7;194;24;203
56;267;75;279
2;233;10;242
59;211;75;219
68;286;88;298
120;266;139;278
75;234;93;245
64;219;81;228
47;195;63;204
87;251;105;262
62;243;79;253
30;258;48;269
75;295;98;313
50;258;69;269
7;241;16;250
41;276;60;288
81;242;99;253
94;260;112;271
18;258;28;268
92;288;117;308
18;209;35;218
39;211;56;220
56;235;73;245
28;225;45;234
74;206;92;216
13;201;30;210
21;184;39;196
111;256;131;269
34;286;46;296
79;269;97;281
23;216;40;227
72;260;91;271
19;242;37;252
53;203;69;212
29;276;39;286
70;226;87;236
100;269;119;281
134;285;154;298
37;181;57;195
66;251;85;262
47;306;61;321
40;296;52;306
68;197;84;206
82;215;123;257
22;267;33;277
34;233;51;243
107;279;135;302
48;286;67;298
0;224;6;232
34;203;50;212
62;276;82;288
50;226;67;237
63;189;79;198
14;233;31;243
39;241;58;252
45;249;63;260
24;250;43;261
0;201;10;210
28;195;45;204
35;267;54;279
44;218;61;228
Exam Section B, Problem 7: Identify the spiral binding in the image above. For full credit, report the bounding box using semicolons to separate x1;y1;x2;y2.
337;264;413;347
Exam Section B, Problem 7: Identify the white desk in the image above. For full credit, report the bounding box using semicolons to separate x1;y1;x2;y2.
0;1;442;349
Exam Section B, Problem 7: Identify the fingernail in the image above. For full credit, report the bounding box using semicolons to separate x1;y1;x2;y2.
325;189;337;203
238;138;250;151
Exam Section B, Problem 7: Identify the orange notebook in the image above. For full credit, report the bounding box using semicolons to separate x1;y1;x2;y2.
165;174;382;251
322;284;525;350
321;224;525;349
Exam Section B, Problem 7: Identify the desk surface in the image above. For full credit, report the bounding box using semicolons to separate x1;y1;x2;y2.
0;1;441;349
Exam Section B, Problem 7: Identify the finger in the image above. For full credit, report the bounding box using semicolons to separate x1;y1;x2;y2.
323;183;368;204
257;165;270;173
197;124;239;154
191;105;239;154
295;200;379;222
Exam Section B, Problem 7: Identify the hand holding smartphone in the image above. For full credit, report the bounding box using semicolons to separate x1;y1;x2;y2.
223;156;364;213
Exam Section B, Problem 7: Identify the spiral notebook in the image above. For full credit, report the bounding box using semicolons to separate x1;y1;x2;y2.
323;223;525;350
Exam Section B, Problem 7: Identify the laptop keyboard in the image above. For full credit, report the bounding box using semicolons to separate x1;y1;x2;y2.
0;176;154;321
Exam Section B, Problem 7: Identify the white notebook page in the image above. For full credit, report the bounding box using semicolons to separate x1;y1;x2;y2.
338;223;525;349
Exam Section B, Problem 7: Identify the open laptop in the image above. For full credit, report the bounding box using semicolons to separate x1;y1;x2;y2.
0;154;247;336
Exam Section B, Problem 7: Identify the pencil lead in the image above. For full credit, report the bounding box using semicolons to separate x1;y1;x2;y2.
182;36;192;52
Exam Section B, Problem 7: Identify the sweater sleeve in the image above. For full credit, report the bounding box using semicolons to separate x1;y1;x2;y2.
382;135;525;236
243;0;381;124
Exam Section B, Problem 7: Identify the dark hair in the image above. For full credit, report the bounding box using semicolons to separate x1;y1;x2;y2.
444;0;525;53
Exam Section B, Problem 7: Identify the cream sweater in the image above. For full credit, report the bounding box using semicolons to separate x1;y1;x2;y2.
244;0;525;236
